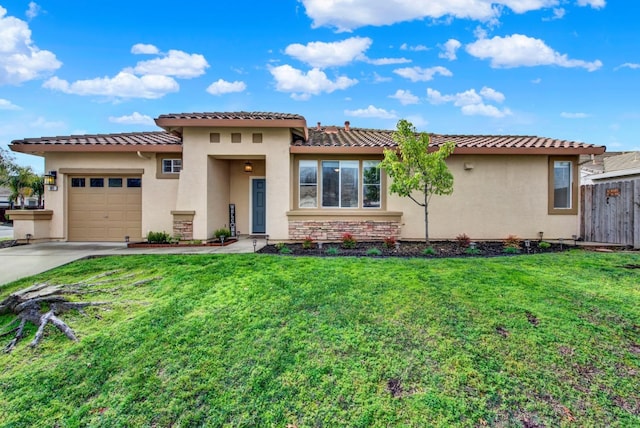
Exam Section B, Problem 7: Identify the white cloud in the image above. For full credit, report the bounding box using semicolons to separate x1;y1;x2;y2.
300;0;560;32
43;73;179;99
131;43;159;55
576;0;605;8
531;77;542;83
30;116;65;129
393;66;452;82
405;114;428;129
285;37;371;68
344;105;397;119
400;43;429;51
372;72;392;83
108;112;154;125
0;98;21;110
439;39;462;61
26;2;41;19
365;57;411;65
543;8;565;20
131;49;208;78
388;89;419;105
615;63;640;70
206;79;247;95
270;65;357;100
560;112;590;119
466;34;602;71
427;87;512;118
0;6;61;85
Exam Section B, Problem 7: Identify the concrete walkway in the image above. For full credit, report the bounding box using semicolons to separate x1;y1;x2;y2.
0;238;266;286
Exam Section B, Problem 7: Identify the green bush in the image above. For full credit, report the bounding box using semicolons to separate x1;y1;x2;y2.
302;236;315;249
366;247;382;256
213;228;231;240
341;233;357;249
278;244;292;254
146;231;171;244
503;246;520;254
538;241;551;250
465;247;481;255
422;247;436;256
325;247;339;256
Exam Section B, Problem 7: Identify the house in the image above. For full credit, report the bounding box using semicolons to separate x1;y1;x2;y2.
8;111;605;243
582;151;640;183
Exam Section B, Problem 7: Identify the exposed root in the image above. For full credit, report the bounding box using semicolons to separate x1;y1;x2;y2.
1;270;161;352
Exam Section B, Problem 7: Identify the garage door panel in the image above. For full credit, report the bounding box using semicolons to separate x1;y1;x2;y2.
69;176;142;242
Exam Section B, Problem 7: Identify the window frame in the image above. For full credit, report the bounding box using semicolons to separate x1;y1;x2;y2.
298;160;318;208
362;160;381;208
322;160;359;208
156;155;183;179
548;156;578;215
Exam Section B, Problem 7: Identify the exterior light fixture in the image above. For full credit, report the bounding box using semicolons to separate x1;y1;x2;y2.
125;235;130;243
44;171;57;185
25;233;32;244
572;234;578;245
244;161;253;173
252;238;257;252
524;240;531;253
470;242;477;250
558;238;564;250
538;231;544;241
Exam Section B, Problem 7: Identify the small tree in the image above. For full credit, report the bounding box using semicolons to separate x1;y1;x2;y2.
380;119;455;244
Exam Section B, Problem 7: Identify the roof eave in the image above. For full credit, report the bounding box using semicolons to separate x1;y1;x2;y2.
9;144;183;154
291;146;607;155
155;117;308;130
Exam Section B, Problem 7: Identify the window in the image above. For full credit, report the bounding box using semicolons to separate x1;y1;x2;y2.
127;178;142;188
548;156;577;215
363;161;381;208
210;133;220;143
108;178;123;188
162;159;182;174
252;133;263;143
90;178;104;188
299;160;317;208
231;133;241;143
322;160;359;208
71;178;85;188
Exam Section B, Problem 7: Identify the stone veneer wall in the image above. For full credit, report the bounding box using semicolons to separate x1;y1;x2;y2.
171;211;195;240
289;220;401;241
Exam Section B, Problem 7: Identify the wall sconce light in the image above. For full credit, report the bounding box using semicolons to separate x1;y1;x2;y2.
243;161;253;173
538;231;544;241
44;171;57;185
25;233;32;244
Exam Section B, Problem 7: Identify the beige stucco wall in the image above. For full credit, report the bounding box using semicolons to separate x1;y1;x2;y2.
179;127;291;239
388;154;579;240
42;152;178;240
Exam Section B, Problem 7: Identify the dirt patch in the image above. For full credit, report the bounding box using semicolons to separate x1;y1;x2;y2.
495;326;509;338
387;378;403;398
258;240;570;258
526;311;540;327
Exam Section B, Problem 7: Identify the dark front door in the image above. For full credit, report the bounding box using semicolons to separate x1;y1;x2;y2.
252;179;266;234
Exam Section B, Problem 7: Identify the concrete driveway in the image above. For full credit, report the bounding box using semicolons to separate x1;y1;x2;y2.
0;238;264;286
0;225;13;239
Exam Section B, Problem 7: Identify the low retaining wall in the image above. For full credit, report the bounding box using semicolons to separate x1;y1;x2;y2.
289;219;401;241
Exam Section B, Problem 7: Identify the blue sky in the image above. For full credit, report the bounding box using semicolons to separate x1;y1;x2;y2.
1;0;637;172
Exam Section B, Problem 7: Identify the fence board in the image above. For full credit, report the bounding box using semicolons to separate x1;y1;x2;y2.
581;179;639;247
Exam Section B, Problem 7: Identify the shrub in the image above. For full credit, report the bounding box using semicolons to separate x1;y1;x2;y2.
456;233;471;248
302;236;315;249
366;248;382;256
538;241;551;250
146;231;171;244
278;244;292;254
422;247;436;256
275;242;285;250
503;246;520;254
503;234;521;250
325;247;339;256
465;247;481;255
213;228;232;240
383;236;397;249
341;232;357;249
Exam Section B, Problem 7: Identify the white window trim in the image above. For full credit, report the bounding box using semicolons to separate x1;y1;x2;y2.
162;158;182;174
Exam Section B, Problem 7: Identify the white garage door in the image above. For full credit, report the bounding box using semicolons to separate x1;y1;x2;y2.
68;176;142;242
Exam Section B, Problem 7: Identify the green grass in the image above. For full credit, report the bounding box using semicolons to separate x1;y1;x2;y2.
0;251;639;427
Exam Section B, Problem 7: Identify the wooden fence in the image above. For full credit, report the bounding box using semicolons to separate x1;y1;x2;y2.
580;179;640;248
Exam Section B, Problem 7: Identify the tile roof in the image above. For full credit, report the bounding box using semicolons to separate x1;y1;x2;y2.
295;127;605;154
157;111;305;121
11;131;182;146
10;131;181;150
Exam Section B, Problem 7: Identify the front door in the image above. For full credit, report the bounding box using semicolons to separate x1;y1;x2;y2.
252;178;266;234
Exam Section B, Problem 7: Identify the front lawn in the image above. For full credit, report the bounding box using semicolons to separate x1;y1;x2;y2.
0;251;638;427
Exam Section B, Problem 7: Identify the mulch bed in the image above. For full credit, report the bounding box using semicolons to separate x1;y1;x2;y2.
0;240;26;250
127;239;238;248
258;240;572;258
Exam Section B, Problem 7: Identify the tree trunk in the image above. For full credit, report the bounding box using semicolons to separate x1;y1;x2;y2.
424;188;429;245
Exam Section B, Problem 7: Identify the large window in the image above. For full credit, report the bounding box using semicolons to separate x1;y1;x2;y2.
298;160;381;209
299;160;318;208
548;156;577;215
322;161;359;208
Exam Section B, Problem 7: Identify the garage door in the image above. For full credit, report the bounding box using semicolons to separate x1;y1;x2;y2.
68;176;142;242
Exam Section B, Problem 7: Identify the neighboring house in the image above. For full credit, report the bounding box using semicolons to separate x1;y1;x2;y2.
0;186;38;208
582;151;640;183
9;112;605;243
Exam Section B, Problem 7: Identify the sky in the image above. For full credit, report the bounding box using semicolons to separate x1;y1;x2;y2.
0;0;637;172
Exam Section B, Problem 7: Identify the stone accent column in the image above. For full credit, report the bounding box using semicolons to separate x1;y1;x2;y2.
171;211;195;240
